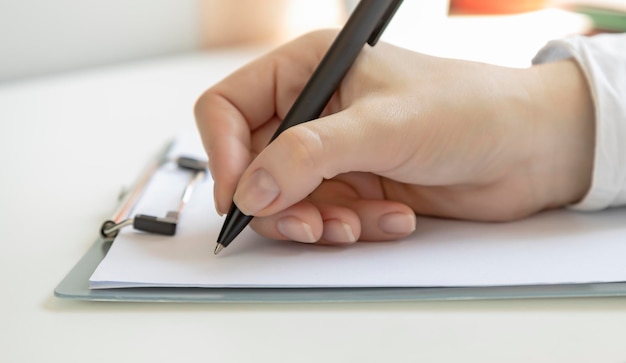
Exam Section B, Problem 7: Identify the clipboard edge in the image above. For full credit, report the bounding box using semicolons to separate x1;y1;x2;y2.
54;237;626;303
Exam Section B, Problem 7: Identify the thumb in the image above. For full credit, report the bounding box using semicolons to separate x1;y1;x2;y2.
233;110;405;216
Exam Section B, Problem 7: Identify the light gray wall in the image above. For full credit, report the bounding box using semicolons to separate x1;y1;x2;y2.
0;0;200;82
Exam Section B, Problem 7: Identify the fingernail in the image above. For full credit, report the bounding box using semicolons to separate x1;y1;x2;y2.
277;217;317;243
234;168;280;215
379;212;416;235
322;219;357;244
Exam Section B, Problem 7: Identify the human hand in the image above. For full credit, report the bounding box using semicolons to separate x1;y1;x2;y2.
195;30;594;245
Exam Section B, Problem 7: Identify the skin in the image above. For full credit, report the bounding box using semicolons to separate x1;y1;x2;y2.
195;30;595;245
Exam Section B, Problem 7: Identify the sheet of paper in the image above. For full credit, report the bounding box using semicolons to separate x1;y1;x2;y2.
89;130;626;289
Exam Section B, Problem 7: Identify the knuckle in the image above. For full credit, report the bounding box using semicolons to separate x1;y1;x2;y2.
300;29;338;43
280;126;328;176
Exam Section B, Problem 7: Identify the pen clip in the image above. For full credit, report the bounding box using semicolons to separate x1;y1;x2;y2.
367;0;403;46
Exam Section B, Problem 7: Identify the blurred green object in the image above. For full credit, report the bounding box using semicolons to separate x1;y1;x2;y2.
573;6;626;32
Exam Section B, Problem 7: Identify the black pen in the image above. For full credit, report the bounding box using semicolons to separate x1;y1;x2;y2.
215;0;403;254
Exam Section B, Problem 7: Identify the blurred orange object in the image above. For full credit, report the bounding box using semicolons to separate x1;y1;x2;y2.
451;0;547;14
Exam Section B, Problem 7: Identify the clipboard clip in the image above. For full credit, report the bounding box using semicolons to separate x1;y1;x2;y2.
100;155;207;240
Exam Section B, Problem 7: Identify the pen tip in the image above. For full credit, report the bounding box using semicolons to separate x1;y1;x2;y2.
214;243;224;255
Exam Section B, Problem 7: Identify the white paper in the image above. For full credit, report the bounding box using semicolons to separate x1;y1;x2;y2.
89;131;626;289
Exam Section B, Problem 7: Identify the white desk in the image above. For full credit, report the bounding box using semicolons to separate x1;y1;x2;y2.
2;23;626;363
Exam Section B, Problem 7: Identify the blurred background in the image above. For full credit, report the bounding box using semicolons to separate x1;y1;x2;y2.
1;0;624;83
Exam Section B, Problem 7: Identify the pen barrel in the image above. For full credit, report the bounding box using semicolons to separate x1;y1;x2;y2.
217;205;254;247
270;0;402;140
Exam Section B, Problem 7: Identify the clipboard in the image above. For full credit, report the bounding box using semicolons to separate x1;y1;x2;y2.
54;234;626;302
54;133;626;302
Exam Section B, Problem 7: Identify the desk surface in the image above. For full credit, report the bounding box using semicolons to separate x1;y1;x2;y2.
2;18;626;362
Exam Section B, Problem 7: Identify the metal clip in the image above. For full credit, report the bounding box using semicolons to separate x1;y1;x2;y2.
100;155;207;240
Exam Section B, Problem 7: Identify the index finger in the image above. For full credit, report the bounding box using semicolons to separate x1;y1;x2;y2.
194;30;338;214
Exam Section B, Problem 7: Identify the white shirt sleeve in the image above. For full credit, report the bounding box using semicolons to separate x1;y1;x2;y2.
532;33;626;211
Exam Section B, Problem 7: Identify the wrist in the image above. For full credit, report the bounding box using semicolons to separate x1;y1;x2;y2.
522;60;595;209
